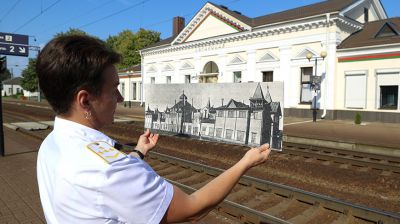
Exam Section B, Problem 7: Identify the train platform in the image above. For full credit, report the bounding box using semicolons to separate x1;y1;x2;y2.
0;128;45;223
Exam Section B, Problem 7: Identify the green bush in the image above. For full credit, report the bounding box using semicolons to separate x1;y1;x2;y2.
354;112;362;125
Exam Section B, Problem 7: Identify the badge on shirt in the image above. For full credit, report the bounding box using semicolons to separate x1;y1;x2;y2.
86;141;127;164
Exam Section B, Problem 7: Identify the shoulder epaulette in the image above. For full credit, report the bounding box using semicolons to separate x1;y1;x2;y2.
86;141;127;164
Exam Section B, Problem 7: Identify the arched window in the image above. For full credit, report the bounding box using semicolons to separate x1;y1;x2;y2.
203;61;219;74
200;61;219;83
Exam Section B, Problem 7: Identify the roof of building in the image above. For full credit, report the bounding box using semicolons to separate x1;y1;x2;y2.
251;0;357;27
2;77;22;85
216;99;249;110
144;0;357;50
338;17;400;49
250;83;265;100
118;64;141;73
270;102;281;114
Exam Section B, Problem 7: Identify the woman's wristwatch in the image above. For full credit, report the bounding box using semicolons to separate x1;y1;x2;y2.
114;142;145;159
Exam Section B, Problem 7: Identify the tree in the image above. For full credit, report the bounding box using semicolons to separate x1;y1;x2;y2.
106;29;160;69
0;68;11;82
54;28;88;38
20;58;38;92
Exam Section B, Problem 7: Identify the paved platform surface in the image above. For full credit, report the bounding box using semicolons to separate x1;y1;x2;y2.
0;128;45;223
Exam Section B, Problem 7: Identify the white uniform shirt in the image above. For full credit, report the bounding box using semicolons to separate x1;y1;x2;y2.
37;117;173;224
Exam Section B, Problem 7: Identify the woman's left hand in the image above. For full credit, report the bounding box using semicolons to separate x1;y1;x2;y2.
135;129;159;155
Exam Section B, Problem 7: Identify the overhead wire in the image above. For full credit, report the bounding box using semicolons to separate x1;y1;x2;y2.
40;0;115;34
0;0;22;23
78;0;151;29
13;0;62;33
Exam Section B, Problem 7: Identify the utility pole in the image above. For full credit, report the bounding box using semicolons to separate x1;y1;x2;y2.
0;56;6;156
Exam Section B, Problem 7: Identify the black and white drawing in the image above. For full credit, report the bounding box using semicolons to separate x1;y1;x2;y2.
144;82;284;150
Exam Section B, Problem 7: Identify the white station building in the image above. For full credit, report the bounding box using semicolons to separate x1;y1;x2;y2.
139;0;400;122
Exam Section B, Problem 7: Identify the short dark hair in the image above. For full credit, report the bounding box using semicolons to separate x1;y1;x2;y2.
36;35;121;114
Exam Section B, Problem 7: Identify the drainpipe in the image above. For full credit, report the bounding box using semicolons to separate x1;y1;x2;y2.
321;13;330;119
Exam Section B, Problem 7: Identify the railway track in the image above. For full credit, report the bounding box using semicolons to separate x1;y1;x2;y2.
282;142;400;175
106;122;400;175
146;151;400;224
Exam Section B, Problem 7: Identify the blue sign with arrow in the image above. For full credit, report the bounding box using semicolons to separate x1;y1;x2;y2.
0;32;29;57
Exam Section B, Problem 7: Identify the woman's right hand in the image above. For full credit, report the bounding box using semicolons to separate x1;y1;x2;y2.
239;144;271;169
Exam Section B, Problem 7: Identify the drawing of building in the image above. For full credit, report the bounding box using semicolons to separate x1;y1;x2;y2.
145;83;283;149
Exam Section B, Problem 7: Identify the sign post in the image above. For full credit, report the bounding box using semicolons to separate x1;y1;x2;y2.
0;32;30;156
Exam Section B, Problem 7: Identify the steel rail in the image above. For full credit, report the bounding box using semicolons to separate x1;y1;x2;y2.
149;151;400;224
283;142;400;174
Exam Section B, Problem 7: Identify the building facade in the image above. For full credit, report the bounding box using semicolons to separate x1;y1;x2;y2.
118;65;142;105
140;0;400;122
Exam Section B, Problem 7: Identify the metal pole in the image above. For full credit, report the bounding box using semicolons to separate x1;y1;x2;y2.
313;59;317;122
0;56;5;156
37;49;41;102
0;83;4;157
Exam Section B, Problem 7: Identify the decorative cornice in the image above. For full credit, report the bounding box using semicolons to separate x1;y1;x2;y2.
334;15;363;33
142;15;352;57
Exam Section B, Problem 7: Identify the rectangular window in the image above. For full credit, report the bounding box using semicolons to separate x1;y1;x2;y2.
132;82;137;100
150;77;155;84
225;129;233;139
209;127;214;136
380;86;398;109
216;128;223;138
185;75;191;83
228;111;235;118
345;74;367;108
236;131;245;142
238;111;246;118
217;110;224;117
300;67;313;103
251;132;257;143
233;71;242;83
121;83;125;97
188;125;192;134
201;126;207;134
364;8;369;23
262;71;273;82
166;76;171;84
193;127;199;135
252;111;261;119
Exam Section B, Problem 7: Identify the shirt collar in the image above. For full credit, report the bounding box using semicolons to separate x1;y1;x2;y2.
53;116;115;145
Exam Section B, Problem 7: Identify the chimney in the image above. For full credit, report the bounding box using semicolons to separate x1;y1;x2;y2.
173;16;185;36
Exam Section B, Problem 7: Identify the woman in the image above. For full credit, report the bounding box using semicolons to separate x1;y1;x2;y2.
36;34;271;224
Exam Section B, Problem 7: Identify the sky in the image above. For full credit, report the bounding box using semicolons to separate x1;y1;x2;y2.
1;0;399;76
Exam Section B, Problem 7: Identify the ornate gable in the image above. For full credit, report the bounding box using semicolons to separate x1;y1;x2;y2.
228;55;246;65
295;48;318;59
162;64;174;72
147;65;157;73
180;61;194;70
172;3;251;45
258;52;278;62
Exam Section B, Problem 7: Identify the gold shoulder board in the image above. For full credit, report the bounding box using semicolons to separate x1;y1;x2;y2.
86;141;127;164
